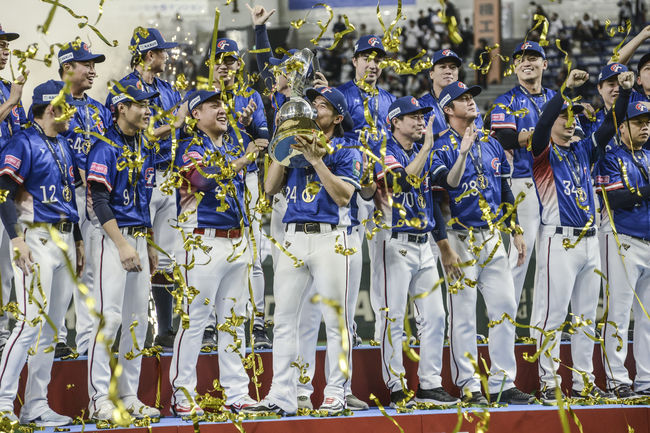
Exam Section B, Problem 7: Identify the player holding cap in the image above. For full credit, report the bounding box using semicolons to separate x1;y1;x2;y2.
491;41;555;307
0;80;81;426
431;81;532;405
595;100;650;399
86;80;160;421
528;69;632;403
244;86;362;416
169;90;265;416
0;24;27;356
117;27;187;349
56;40;110;357
373;96;458;408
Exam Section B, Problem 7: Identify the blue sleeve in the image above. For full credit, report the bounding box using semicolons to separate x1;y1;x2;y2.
590;87;631;163
248;91;270;140
531;90;567;157
333;146;362;190
490;93;517;131
0;134;31;184
86;141;117;192
254;24;276;90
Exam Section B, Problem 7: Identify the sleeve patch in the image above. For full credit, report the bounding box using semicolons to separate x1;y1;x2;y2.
595;175;610;184
182;151;203;163
491;113;505;122
3;155;21;170
89;162;108;175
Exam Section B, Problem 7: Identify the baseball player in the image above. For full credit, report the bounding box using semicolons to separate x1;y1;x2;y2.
116;27;186;349
169;90;265;416
56;40;110;357
528;69;631;403
431;81;532;405
581;63;628;138
210;37;272;349
243;87;362;416
0;24;27;355
372;96;458;408
596;100;650;399
0;80;80;427
491;41;555;307
86;80;160;421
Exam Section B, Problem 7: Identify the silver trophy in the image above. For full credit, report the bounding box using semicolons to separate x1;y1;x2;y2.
269;48;320;168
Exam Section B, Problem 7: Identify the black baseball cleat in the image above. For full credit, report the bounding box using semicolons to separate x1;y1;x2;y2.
490;387;535;405
154;331;176;351
390;390;416;409
540;387;564;405
252;325;272;350
201;325;216;352
415;386;460;406
571;385;613;400
611;384;638;400
462;391;488;406
54;342;73;359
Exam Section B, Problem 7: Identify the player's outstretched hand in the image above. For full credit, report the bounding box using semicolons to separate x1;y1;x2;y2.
566;69;589;89
75;240;85;276
618;71;635;90
11;237;33;275
513;232;527;267
239;99;257;127
422;115;435;151
9;69;29;106
247;4;276;26
459;124;477;155
118;242;142;272
173;100;189;129
312;72;329;88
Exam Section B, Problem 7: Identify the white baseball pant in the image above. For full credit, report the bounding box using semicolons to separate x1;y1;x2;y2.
150;170;179;271
507;177;540;305
169;232;251;406
297;225;362;399
245;172;266;328
600;232;650;392
269;192;288;270
0;222;13;343
87;230;150;412
265;224;352;413
446;228;518;394
530;225;600;391
0;225;75;416
373;230;446;392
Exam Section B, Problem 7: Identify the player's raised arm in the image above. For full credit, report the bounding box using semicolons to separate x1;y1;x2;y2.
610;25;650;66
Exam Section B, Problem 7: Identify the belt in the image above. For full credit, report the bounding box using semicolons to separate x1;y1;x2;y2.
391;232;428;244
53;221;74;233
290;222;337;234
554;226;596;237
120;226;147;236
193;227;241;238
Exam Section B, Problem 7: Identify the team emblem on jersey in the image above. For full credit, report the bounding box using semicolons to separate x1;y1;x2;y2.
11;106;19;119
217;40;229;49
399;249;407;256
145;167;155;187
490;157;501;175
301;188;316;203
69;166;74;178
368;37;380;47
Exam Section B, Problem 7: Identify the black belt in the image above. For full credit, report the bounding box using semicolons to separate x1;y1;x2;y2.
291;223;336;234
53;221;74;233
555;226;596;237
391;232;428;244
121;226;147;236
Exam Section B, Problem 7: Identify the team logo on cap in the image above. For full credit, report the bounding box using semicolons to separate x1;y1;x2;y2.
458;82;467;89
411;97;418;106
217;40;229;49
442;49;452;56
610;64;623;72
368;37;380;47
321;87;332;93
81;42;89;51
521;42;533;50
636;102;648;112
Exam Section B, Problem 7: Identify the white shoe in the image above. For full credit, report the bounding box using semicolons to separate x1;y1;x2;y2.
172;400;204;417
123;398;160;419
226;395;257;413
319;397;345;415
297;395;313;410
1;411;19;424
20;407;72;427
90;402;116;422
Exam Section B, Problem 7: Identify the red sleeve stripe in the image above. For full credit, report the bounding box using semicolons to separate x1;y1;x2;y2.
376;162;403;180
597;181;624;192
0;168;24;184
86;174;113;193
490;123;517;130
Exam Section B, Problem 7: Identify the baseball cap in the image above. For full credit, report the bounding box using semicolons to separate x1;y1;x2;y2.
130;28;178;55
305;86;354;131
561;100;585;114
439;81;482;108
58;41;106;65
431;49;462;67
108;79;159;107
598;63;628;82
625;101;650;120
31;80;73;107
354;35;386;56
512;41;546;60
637;53;650;73
210;38;240;59
186;89;221;114
0;24;19;41
387;96;432;123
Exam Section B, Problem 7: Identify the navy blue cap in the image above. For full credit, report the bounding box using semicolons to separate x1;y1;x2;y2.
31;80;73;106
354;35;386;56
305;86;354;131
186;89;221;113
439;81;481;108
58;41;105;65
561;100;585;114
512;41;546;60
638;53;650;73
387;96;432;123
432;49;462;67
130;28;178;54
108;79;159;107
625;101;650;120
0;24;19;41
598;63;628;83
211;38;240;59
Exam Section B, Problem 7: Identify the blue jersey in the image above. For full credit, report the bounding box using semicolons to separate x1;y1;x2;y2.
0;126;79;223
595;143;650;240
579;109;606;144
175;130;249;230
86;125;155;227
283;137;362;226
113;71;182;168
418;91;483;135
338;80;395;153
374;135;436;234
491;85;556;178
630;90;650;150
0;79;27;148
431;129;511;229
532;136;597;228
65;95;112;169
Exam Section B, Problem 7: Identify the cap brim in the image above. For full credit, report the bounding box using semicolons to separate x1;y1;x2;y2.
79;53;106;63
513;49;546;60
434;56;462;67
159;41;178;50
355;47;386;56
136;90;159;101
304;88;320;101
561;104;585;114
0;33;19;41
